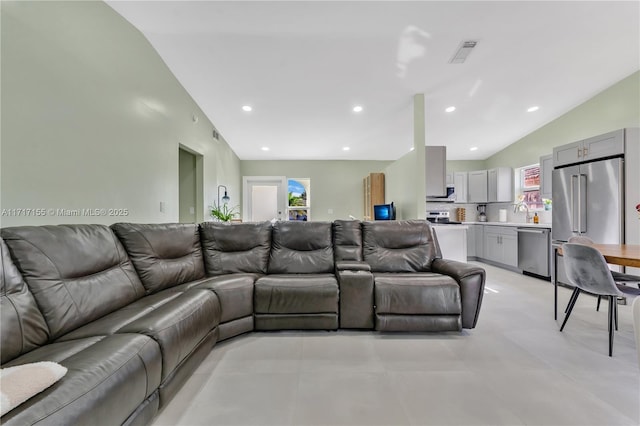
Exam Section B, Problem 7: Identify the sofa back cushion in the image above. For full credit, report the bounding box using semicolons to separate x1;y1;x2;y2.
1;239;50;364
362;220;436;272
333;220;363;262
269;222;334;274
111;223;205;294
1;225;145;339
200;222;271;275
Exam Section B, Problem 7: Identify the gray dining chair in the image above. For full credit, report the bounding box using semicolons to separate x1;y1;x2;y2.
560;243;640;356
567;236;640;311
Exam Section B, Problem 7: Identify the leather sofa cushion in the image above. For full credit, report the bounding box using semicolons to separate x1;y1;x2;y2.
56;289;184;342
111;223;205;294
200;222;271;275
1;240;50;364
1;334;161;425
363;220;437;272
374;273;461;315
255;275;338;314
1;225;146;339
333;220;363;261
118;288;220;381
269;222;334;274
182;275;255;324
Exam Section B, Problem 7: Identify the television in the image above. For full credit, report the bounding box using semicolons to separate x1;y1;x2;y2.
373;202;396;220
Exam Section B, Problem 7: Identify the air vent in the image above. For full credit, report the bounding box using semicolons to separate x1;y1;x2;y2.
212;128;220;141
449;40;478;64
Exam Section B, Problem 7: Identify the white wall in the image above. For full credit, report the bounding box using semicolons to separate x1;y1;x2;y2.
0;1;240;227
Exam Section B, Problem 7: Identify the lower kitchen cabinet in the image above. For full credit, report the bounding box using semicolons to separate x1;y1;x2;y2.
466;224;484;259
483;226;518;268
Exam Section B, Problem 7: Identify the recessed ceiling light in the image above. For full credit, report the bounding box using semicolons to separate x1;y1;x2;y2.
445;106;456;113
242;105;252;112
352;105;363;113
470;147;478;151
261;147;269;151
527;106;539;112
343;147;350;151
409;147;415;151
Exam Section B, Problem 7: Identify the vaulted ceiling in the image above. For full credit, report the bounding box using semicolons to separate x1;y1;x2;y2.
107;1;639;161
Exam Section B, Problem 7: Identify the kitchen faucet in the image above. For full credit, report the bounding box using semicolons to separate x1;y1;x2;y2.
513;202;532;223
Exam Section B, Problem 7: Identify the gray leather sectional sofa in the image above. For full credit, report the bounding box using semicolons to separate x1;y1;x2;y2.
1;219;485;425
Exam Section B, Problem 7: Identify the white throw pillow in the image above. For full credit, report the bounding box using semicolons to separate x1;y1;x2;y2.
0;362;67;416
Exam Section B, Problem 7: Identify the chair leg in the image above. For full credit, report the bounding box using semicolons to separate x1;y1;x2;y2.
560;288;580;331
614;299;618;331
565;287;580;313
596;295;601;312
608;296;615;357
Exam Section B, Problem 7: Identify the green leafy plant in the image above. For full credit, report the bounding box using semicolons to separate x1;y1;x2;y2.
210;203;238;222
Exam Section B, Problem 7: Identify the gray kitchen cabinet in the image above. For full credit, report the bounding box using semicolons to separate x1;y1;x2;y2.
553;129;624;167
467;224;476;258
446;172;454;186
488;167;513;203
539;154;553;200
475;225;484;258
453;172;468;203
483;226;517;268
467;170;488;203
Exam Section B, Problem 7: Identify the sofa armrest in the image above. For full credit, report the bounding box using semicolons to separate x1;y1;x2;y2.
335;261;371;272
431;259;485;329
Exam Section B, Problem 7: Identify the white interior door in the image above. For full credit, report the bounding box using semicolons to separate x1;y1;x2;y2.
243;176;287;222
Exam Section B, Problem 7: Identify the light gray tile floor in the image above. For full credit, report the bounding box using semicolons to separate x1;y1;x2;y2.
152;263;640;426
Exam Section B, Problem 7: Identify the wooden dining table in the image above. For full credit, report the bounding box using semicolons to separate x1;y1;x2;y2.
553;244;640;319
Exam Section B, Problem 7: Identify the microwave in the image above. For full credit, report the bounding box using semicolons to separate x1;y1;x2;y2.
426;185;456;202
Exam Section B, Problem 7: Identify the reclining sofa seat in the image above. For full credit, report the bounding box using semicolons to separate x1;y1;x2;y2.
1;224;222;425
113;222;255;343
254;221;340;330
198;221;272;339
362;220;485;331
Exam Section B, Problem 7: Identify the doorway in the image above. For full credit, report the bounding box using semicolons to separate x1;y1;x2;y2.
242;176;287;222
178;147;203;223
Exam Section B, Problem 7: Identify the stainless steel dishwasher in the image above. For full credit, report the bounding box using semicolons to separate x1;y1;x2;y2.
517;227;551;278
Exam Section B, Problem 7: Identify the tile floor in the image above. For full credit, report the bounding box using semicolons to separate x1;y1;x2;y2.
152;263;640;426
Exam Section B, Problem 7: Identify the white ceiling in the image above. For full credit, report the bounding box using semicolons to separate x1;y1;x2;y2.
107;1;639;161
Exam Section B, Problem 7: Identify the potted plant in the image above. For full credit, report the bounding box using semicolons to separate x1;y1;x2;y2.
210;203;239;222
543;199;552;211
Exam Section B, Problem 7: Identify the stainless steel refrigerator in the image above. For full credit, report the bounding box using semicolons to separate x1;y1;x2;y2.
552;157;624;283
552;157;624;244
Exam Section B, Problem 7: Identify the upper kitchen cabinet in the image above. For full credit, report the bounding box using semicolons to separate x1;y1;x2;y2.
553;129;624;167
453;172;468;203
425;146;447;196
539;154;553;200
445;172;454;186
488;167;513;203
467;170;488;203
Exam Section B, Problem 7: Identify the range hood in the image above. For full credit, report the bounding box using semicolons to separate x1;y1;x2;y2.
425;146;447;197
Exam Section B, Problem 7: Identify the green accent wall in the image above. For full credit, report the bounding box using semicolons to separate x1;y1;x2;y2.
486;71;640;169
1;1;240;226
240;160;391;221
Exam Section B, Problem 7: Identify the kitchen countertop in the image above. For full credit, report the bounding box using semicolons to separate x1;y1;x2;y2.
429;223;469;229
463;221;551;228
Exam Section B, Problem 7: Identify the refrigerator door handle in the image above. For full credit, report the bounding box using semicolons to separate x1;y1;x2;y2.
570;174;579;233
579;174;587;233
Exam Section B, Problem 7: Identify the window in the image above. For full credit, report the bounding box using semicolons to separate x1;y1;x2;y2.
517;164;543;210
287;178;310;221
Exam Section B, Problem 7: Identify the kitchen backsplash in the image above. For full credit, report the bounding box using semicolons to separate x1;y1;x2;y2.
426;202;552;224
